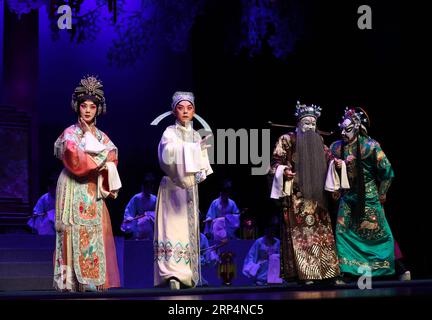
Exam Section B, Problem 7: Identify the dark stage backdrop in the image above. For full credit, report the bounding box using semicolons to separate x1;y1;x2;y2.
2;1;425;277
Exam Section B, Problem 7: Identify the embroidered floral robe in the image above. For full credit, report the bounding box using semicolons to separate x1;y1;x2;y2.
330;135;395;276
270;132;340;281
53;124;120;291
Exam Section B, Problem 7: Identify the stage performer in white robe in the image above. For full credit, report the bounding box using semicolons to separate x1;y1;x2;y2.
154;91;213;290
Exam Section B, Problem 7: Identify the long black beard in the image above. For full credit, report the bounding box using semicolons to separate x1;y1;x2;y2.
295;130;327;207
342;135;365;224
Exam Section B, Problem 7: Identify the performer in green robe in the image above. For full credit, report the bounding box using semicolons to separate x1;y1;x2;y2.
327;107;395;277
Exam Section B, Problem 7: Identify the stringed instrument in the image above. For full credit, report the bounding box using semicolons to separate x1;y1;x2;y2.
123;211;155;222
201;238;228;253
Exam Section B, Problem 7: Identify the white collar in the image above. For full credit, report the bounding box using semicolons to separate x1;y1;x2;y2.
175;120;192;132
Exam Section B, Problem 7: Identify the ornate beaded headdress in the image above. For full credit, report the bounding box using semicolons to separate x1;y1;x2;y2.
71;75;107;115
294;101;322;120
338;107;370;131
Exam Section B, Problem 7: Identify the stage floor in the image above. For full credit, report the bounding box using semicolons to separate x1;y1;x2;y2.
1;279;432;301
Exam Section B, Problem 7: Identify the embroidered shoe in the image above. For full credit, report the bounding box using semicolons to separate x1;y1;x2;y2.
169;279;180;290
399;271;411;281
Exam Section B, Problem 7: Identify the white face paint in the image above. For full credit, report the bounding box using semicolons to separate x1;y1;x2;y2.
299;116;317;132
341;118;358;142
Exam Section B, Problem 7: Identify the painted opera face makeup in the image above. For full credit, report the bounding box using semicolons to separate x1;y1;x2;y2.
174;100;195;126
341;118;358;142
79;100;98;125
299;116;317;132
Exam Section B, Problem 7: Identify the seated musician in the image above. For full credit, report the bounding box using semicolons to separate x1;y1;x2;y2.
121;173;157;240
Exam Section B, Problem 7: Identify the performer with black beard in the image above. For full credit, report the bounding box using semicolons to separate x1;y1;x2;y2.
269;102;340;284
